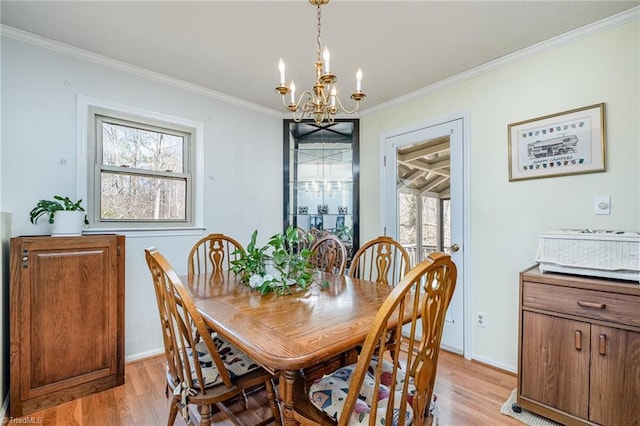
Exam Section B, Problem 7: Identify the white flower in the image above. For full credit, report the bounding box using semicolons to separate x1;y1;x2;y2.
249;274;275;289
249;274;263;289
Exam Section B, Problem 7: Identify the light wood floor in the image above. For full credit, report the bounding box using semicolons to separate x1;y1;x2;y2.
5;350;521;425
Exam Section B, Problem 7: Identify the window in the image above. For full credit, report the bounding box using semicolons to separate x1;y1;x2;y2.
79;97;203;232
97;115;190;222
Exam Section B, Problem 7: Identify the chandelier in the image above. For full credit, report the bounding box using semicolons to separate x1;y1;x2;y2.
275;0;365;124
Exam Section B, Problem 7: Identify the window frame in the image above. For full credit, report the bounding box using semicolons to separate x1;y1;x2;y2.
78;96;204;235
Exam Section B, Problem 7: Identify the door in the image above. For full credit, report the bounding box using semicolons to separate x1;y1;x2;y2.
383;118;464;353
521;311;590;418
10;235;125;416
589;325;640;425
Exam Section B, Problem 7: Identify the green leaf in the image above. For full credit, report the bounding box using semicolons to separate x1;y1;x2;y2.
29;196;86;225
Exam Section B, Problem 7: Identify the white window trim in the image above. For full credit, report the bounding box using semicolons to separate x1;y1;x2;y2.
77;95;204;237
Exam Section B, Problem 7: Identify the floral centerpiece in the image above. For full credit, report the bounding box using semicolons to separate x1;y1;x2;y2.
231;226;315;295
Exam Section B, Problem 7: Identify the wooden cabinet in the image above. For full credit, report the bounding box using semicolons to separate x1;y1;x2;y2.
10;235;125;416
518;266;640;425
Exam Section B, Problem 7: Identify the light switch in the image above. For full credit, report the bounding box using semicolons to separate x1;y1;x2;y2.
594;196;611;215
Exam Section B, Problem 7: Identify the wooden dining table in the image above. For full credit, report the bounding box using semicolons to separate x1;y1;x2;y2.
181;270;397;426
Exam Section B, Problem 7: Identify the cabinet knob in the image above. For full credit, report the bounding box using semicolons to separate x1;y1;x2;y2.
574;330;582;351
599;334;607;356
450;243;460;252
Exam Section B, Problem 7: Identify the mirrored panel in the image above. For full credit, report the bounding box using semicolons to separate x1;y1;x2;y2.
283;119;359;259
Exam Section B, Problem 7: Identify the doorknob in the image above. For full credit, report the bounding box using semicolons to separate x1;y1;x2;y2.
450;243;460;252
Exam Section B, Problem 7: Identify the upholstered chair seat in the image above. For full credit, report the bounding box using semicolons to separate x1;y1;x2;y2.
185;336;260;389
309;357;419;425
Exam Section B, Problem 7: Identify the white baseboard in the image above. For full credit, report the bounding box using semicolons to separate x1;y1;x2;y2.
471;353;517;374
125;347;164;364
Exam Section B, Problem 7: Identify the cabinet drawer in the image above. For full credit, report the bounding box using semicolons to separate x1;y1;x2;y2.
522;281;640;327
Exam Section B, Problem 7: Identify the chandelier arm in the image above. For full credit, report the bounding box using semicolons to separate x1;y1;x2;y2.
280;95;293;110
333;94;362;115
280;90;315;111
297;91;317;111
290;108;305;123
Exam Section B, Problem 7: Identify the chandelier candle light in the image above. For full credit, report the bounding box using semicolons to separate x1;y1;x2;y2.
275;0;365;124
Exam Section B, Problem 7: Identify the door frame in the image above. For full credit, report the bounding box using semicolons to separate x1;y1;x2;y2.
379;111;471;360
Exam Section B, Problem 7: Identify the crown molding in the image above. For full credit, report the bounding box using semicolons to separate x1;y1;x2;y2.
2;5;638;119
361;6;640;116
0;25;283;118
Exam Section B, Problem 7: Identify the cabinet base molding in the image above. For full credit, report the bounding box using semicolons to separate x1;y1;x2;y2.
12;375;124;418
517;396;597;426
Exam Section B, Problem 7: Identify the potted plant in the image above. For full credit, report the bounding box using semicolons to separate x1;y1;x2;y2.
230;229;269;283
29;195;89;236
231;226;315;295
334;224;353;242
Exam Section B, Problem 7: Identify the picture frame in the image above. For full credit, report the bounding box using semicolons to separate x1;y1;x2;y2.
309;215;323;230
508;103;605;181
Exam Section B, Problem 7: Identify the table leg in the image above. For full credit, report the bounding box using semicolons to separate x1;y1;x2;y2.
279;369;301;426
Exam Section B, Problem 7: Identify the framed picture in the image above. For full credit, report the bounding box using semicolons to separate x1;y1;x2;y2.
336;215;345;229
309;215;323;230
508;103;605;181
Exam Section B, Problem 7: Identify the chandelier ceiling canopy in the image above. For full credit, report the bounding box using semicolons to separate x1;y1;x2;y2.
275;0;365;124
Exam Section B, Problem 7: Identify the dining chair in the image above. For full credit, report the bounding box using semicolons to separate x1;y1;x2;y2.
348;236;411;286
145;247;282;426
310;234;348;275
293;226;313;254
187;233;244;276
299;252;457;426
349;236;412;359
309;227;329;242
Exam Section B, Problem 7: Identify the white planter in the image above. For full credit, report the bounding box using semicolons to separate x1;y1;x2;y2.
50;211;86;236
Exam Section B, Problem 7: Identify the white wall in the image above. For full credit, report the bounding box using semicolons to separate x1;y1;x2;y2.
2;15;638;376
1;36;284;360
360;20;640;370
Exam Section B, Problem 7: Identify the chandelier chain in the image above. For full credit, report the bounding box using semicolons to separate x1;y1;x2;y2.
316;4;322;63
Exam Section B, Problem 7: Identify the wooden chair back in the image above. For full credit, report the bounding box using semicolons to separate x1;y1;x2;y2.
146;248;234;391
187;233;244;276
310;234;348;275
348;236;411;286
304;252;457;425
293;227;313;254
145;247;282;425
309;227;329;242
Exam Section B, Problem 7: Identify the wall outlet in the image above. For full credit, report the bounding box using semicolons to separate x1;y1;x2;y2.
475;312;487;328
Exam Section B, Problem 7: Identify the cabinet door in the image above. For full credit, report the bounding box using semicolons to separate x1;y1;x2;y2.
13;236;122;406
283;119;359;255
589;325;640;425
521;311;590;418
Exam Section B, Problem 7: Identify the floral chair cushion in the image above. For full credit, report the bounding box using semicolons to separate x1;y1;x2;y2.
186;335;260;389
308;357;415;426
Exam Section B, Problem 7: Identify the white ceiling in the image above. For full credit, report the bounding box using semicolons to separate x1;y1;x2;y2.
1;1;638;114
